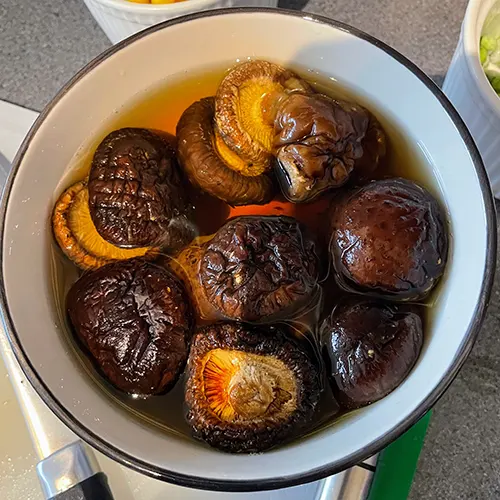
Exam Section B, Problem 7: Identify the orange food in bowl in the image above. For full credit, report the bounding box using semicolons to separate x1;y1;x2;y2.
126;0;186;4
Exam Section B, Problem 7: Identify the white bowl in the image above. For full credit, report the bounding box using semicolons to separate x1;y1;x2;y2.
0;8;496;491
443;0;500;197
83;0;278;44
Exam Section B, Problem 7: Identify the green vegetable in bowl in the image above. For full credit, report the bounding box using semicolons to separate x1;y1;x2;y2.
481;35;497;52
491;76;500;93
480;6;500;96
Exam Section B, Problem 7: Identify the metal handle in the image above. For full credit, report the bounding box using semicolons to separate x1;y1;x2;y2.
37;441;114;500
50;473;113;500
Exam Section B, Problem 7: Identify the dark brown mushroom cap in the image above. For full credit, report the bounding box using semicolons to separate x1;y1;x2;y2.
185;322;320;453
176;98;274;206
274;93;377;203
330;178;448;300
200;216;320;322
321;300;423;410
88;128;193;250
66;259;193;396
274;93;385;203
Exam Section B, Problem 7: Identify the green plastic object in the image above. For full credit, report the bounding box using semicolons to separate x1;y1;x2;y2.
367;411;432;500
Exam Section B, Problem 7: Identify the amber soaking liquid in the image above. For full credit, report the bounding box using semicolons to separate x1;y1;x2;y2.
51;62;444;443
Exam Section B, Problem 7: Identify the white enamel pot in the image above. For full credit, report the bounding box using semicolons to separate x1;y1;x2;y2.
0;8;496;492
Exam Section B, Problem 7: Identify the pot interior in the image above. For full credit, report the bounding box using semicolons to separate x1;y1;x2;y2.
0;9;493;488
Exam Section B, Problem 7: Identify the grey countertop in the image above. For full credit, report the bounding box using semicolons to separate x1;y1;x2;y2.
0;0;499;498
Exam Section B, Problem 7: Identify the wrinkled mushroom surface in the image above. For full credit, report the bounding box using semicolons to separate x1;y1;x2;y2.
67;259;193;396
200;216;320;322
88;128;194;250
274;93;386;202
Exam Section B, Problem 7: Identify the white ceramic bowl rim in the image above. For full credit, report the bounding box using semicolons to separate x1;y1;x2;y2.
0;7;496;492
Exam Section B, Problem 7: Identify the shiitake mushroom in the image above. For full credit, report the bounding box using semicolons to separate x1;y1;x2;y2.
169;235;220;321
88;128;194;251
330;178;448;300
52;181;155;270
352;113;387;181
273;93;386;203
176;98;275;206
199;216;320;322
67;258;193;396
185;322;320;453
320;299;423;410
170;216;324;325
215;60;311;173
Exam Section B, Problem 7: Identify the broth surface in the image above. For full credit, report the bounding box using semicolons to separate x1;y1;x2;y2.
50;63;442;442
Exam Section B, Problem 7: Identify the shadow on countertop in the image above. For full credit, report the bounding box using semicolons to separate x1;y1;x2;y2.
278;0;310;11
